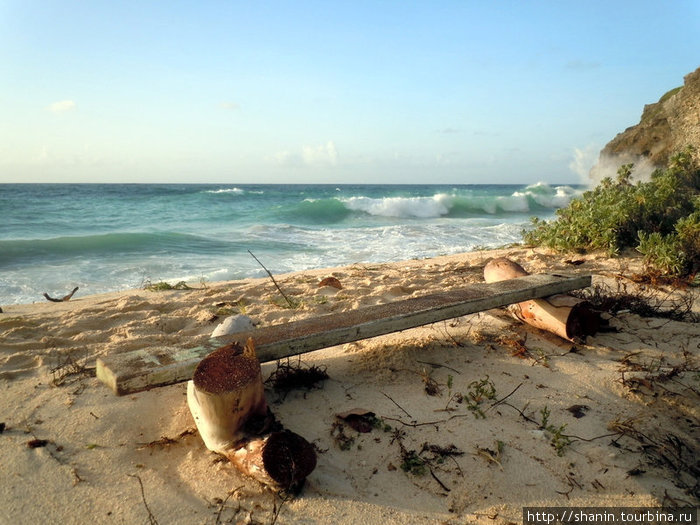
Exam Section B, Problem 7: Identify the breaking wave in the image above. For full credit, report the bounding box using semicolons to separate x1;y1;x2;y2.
281;183;580;222
204;187;246;194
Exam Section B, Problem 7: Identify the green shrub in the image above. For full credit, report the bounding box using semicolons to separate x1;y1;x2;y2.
143;280;192;291
674;207;700;274
523;146;699;277
637;231;684;276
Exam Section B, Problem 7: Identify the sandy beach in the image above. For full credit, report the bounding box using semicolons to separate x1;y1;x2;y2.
1;247;698;524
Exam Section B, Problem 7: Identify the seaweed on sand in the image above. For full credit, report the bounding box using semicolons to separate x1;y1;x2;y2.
265;358;329;396
571;280;697;322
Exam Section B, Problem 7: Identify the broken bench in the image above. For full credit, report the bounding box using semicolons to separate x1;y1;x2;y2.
96;273;591;395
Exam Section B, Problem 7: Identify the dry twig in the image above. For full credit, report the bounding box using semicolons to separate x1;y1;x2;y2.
128;474;159;525
248;250;295;309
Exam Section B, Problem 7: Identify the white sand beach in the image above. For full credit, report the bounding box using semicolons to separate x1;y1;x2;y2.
1;247;698;524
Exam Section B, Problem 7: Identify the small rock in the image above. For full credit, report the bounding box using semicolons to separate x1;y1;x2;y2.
211;315;255;338
318;277;343;290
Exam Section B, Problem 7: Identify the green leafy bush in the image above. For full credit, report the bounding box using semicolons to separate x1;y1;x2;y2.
523;146;700;277
646;205;700;276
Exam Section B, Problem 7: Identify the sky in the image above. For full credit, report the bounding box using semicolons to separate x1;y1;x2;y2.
1;1;699;185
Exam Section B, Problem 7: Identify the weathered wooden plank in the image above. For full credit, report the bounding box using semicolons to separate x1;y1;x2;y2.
96;273;591;395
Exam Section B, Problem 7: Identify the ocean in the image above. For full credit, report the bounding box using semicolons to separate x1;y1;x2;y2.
0;183;582;306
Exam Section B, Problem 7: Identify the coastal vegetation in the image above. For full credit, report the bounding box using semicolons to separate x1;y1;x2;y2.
524;146;700;278
142;280;193;292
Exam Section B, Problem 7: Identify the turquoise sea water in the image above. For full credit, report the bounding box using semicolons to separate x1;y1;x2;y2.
0;183;582;305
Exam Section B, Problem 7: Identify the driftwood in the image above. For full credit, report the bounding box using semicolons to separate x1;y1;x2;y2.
484;258;599;341
187;339;316;492
43;287;79;303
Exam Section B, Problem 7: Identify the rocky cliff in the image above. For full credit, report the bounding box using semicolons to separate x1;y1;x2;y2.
591;66;700;179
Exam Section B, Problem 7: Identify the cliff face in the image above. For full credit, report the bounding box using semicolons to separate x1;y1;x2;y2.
592;66;700;177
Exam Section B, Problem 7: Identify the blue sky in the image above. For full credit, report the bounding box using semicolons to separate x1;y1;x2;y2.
1;1;698;184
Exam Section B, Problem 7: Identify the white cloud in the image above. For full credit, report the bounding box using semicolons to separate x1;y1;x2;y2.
275;141;339;168
220;101;239;111
302;141;338;167
47;100;76;113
